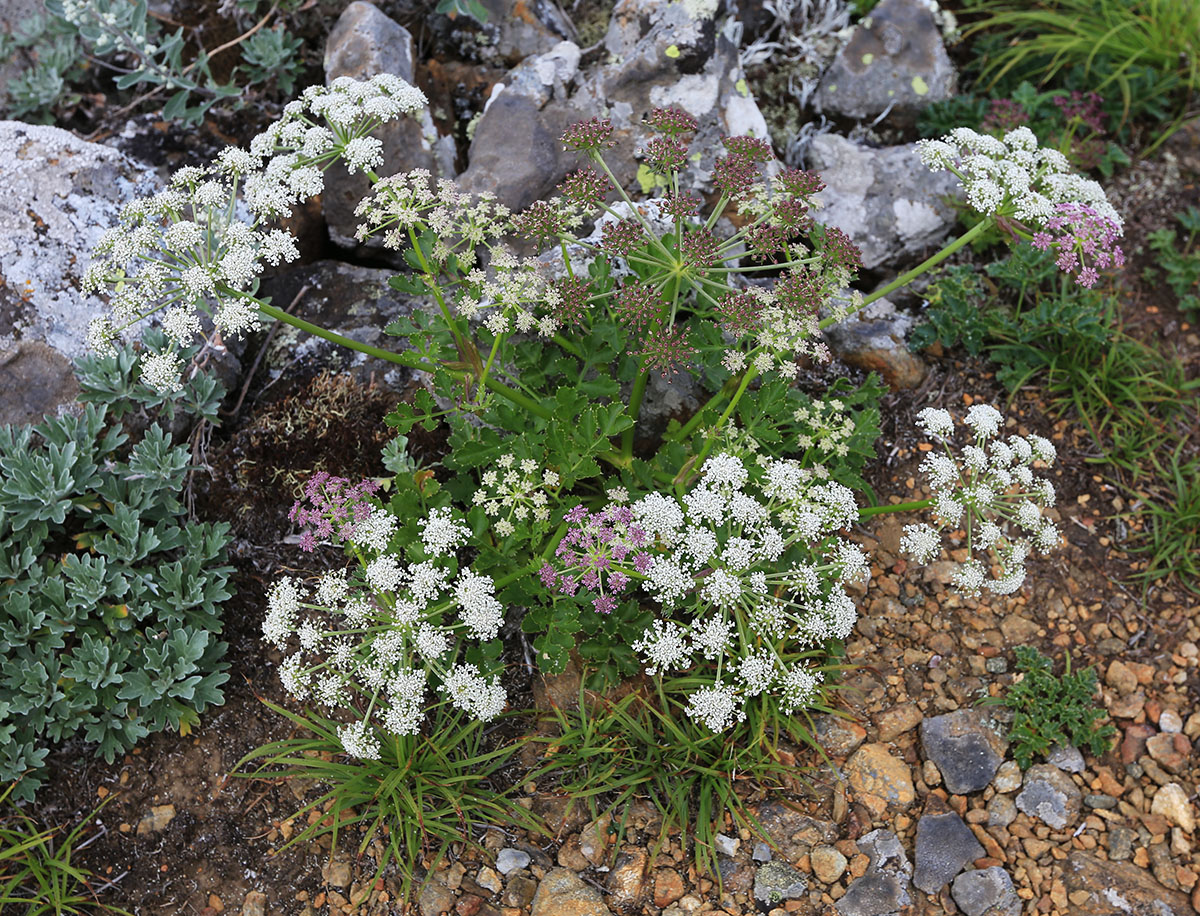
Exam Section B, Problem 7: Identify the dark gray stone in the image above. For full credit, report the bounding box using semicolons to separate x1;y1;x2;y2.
913;812;985;894
813;0;956;124
257;260;431;391
1015;764;1082;830
950;867;1021;916
919;709;1008;795
837;872;912;916
323;2;455;249
478;0;577;64
807;134;962;271
753;861;807;907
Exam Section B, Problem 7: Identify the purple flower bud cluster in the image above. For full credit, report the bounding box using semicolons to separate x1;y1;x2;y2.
646;107;698;136
561;117;616;152
981;98;1030;135
289;472;380;552
715;290;763;334
541;504;653;614
1031;202;1124;288
643;135;689;174
559;167;612;206
613;281;661;332
600;218;646;256
1053;91;1106;134
641;325;696;378
553;277;592;326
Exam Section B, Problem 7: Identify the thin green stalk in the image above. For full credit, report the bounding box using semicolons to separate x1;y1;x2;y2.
254;300;554;421
622;364;651;459
819;218;995;330
681;367;758;495
858;498;932;519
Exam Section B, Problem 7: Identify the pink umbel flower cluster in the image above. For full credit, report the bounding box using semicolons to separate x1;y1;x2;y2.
288;472;380;551
540;504;652;614
1031;202;1125;288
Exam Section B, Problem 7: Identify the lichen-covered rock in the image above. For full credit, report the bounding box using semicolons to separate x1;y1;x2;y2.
1015;764;1083;830
323;1;456;249
814;0;956;124
464;0;772;212
807;133;961;270
951;867;1021;916
0;120;161;422
457;41;583;212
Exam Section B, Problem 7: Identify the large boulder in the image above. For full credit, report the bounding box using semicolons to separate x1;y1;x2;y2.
807;133;961;270
814;0;955;125
0;120;160;425
478;0;578;64
323;1;456;249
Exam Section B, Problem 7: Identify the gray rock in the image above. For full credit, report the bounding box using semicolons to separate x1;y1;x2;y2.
753;861;807;907
837;872;913;916
323;2;455;249
418;880;455;916
714;833;740;857
1015;764;1082;830
1064;852;1197;916
752;842;773;864
531;868;614;916
814;0;955;124
919;709;1008;795
986;794;1017;829
458;42;583;213
1084;793;1117;810
753;801;838;861
478;0;577;64
0;121;160;420
495;848;531;875
1106;825;1136;862
950;867;1021;916
807;134;961;271
823;295;926;390
257;260;430;392
913;811;984;894
0;340;78;427
1047;743;1086;773
857;829;911;876
487;0;771;208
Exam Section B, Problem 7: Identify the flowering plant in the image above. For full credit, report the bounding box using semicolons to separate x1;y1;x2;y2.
85;74;1126;875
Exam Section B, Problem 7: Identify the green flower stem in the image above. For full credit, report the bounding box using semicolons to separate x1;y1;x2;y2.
254;300;554;421
622;364;651;460
818;218;994;330
858;498;932;519
679;365;759;495
669;372;743;442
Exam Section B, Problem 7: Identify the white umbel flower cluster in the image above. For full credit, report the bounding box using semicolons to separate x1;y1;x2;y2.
901;404;1061;597
916;126;1122;229
471;454;559;537
262;506;506;759
622;451;866;732
83;74;428;393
